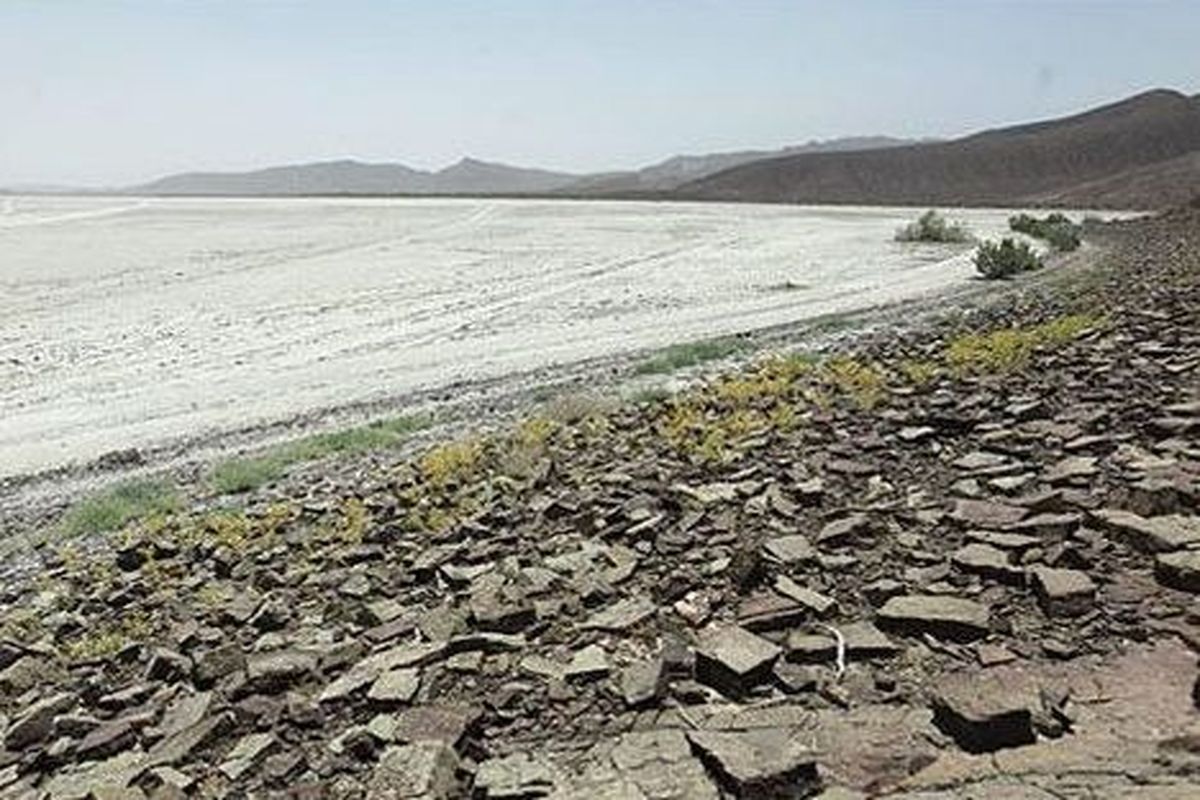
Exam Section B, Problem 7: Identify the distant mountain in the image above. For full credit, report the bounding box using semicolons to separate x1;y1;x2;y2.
430;157;579;194
678;89;1200;209
561;137;917;194
133;157;580;196
130;139;918;198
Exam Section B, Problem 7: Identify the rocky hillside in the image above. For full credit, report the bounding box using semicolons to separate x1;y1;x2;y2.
681;90;1200;209
560;137;916;194
1;210;1199;797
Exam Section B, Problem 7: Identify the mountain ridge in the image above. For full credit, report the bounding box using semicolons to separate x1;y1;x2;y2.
134;157;580;196
678;89;1200;208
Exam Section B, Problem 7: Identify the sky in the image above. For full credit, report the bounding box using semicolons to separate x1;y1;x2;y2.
1;1;1196;187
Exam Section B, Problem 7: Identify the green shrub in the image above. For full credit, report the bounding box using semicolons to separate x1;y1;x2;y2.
60;479;180;537
634;337;748;376
895;210;972;243
1008;212;1081;252
974;238;1043;280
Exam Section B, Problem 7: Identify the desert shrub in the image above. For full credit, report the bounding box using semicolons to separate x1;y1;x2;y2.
973;238;1043;279
895;210;972;243
1008;212;1081;252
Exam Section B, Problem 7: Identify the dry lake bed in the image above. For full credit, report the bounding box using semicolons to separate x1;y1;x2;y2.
2;196;1036;477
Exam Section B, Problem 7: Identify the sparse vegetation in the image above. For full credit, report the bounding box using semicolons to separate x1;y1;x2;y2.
897;358;941;388
1009;212;1082;252
819;357;887;409
418;438;485;488
59;479;180;538
211;413;432;494
945;313;1103;375
61;612;153;662
895;210;972;243
973;237;1043;279
634;337;749;375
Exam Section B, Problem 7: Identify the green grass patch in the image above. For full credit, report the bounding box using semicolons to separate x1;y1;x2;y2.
211;413;433;494
59;479;180;538
634;337;749;376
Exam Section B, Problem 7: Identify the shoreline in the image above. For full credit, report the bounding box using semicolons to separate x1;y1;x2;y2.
0;207;1197;795
0;236;1098;551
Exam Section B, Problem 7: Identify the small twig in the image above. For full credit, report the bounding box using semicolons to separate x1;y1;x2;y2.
814;623;846;682
676;706;700;730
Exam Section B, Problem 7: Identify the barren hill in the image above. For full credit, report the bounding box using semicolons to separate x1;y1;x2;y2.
560;136;916;194
678;90;1200;209
134;157;580;196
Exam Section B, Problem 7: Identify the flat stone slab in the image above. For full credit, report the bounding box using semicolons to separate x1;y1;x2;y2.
579;596;657;631
876;595;990;642
951;543;1023;583
774;576;837;616
951;499;1028;529
695;625;782;697
1029;567;1097;616
966;530;1040;551
736;592;806;632
244;650;317;693
368;668;421;705
762;535;816;565
931;674;1036;753
817;514;872;546
1155;550;1200;593
1092;509;1200;553
570;728;718;800
787;622;900;662
686;729;819;796
367;741;459;799
474;752;559;799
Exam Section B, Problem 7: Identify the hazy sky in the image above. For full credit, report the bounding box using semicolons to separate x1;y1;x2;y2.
1;1;1196;186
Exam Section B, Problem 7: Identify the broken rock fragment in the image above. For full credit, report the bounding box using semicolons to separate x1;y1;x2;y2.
686;729;819;798
367;741;459;799
930;674;1037;753
951;543;1023;584
620;657;666;708
876;595;990;642
1092;509;1200;552
474;752;559;798
1029;567;1097;616
1155;550;1200;593
3;691;78;750
694;625;782;697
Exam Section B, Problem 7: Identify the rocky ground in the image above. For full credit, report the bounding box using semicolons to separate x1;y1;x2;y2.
1;208;1199;798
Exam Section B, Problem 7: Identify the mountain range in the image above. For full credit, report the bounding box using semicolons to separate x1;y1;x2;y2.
130;137;917;198
79;88;1200;209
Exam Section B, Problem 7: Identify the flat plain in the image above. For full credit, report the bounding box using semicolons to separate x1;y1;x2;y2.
1;196;1028;477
